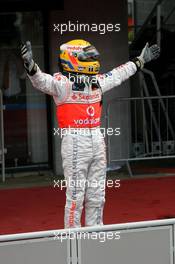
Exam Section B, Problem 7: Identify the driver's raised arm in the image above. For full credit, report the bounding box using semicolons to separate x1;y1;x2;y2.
20;41;70;102
98;43;160;93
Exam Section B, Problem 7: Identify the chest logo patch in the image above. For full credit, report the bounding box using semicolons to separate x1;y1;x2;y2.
87;106;95;117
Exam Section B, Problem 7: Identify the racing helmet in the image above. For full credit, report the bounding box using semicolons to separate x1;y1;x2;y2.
59;39;100;75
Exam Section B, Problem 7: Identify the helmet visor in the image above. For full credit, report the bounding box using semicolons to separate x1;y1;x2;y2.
78;45;100;62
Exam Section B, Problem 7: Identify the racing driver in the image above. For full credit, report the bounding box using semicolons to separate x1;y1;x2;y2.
20;40;160;228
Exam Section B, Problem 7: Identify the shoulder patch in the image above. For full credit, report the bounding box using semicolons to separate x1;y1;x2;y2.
105;71;112;77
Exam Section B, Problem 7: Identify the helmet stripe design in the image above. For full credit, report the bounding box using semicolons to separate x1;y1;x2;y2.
68;53;78;66
60;59;74;70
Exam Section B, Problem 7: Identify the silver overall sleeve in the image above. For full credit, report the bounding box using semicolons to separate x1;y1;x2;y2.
98;61;137;93
28;64;70;102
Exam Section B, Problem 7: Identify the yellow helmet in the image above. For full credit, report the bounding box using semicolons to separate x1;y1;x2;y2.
59;39;100;75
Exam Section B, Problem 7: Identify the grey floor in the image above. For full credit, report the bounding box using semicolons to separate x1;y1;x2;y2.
0;171;54;190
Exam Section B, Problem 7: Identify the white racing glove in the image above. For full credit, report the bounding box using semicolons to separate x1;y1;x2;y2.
133;43;160;70
20;41;37;75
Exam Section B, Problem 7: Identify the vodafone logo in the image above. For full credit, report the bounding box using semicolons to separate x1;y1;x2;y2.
73;105;100;126
67;46;83;52
87;106;95;117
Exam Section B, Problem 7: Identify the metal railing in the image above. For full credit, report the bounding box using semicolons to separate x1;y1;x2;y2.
0;218;174;242
0;219;174;264
131;0;175;47
106;95;175;175
131;0;164;46
0;89;5;182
